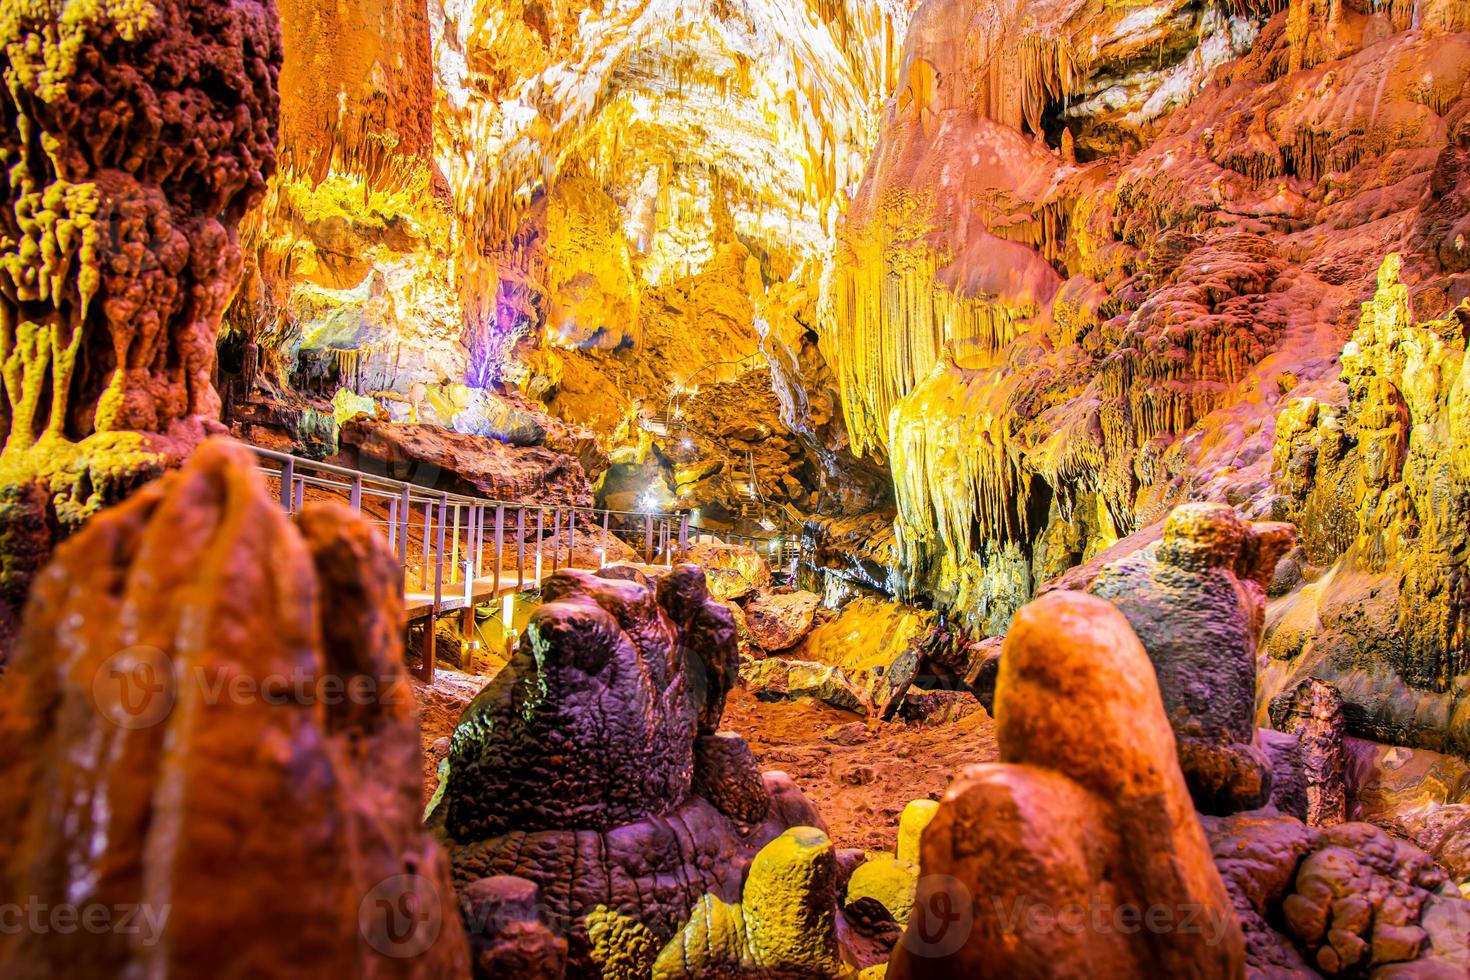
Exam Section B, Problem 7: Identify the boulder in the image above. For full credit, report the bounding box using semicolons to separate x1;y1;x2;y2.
433;565;822;976
743;589;820;652
1086;502;1294;815
888;591;1244;979
0;439;468;977
686;540;772;600
340;419;593;505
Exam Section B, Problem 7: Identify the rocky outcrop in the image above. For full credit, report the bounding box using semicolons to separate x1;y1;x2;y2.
1205;811;1470;977
888;590;1244;978
741;597;938;719
0;439;467;976
1086;502;1295;814
0;0;282;619
685;540;772;600
1265;255;1470;756
340;418;594;505
819;0;1470;637
432;565;823;976
1270;679;1349;829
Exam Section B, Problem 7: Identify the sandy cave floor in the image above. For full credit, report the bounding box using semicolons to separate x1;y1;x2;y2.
414;667;998;852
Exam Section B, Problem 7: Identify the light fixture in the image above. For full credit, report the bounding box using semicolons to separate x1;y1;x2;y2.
681;438;694;450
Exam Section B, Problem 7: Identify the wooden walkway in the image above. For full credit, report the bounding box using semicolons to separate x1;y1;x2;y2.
249;446;784;680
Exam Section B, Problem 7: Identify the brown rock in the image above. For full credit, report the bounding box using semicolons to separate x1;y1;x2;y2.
743;589;820;652
1087;503;1290;815
1269;678;1348;827
888;591;1244;979
0;439;468;977
433;564;822;975
340;419;593;505
0;0;281;611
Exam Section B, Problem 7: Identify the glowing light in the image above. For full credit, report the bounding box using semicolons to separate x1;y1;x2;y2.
681;438;694;450
501;593;514;626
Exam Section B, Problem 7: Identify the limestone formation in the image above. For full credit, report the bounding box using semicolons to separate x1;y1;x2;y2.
0;0;282;617
433;564;823;975
0;438;467;976
1266;255;1470;756
1086;502;1295;814
652;827;855;979
1204;812;1470;977
1269;679;1349;828
888;590;1244;979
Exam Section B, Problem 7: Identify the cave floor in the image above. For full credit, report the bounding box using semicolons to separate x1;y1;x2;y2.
415;666;997;853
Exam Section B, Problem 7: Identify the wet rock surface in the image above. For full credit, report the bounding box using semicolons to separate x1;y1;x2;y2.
889;591;1244;979
743;589;821;652
432;564;823;975
0;439;467;977
0;0;282;615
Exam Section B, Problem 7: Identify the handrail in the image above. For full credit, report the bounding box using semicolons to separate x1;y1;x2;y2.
250;445;693;682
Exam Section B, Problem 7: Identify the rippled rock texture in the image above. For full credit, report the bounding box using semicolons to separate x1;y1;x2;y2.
0;439;467;977
1266;254;1470;755
889;590;1244;978
433;565;823;977
0;0;282;626
830;0;1470;634
1086;502;1294;814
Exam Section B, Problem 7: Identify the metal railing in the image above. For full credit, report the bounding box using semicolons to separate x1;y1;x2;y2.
249;446;691;680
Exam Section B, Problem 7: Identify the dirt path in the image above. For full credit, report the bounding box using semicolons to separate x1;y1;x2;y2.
413;669;998;853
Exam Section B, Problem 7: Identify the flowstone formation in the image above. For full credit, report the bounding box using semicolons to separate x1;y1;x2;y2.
1267;254;1470;755
825;0;1470;633
432;565;824;978
0;0;282;617
0;439;467;976
888;590;1245;978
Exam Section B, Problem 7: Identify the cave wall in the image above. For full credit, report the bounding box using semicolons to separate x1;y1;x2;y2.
0;0;282;618
821;0;1470;637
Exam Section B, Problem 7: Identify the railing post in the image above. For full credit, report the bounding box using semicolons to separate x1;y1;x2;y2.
644;515;654;563
451;503;461;585
396;485;410;568
388;495;399;554
473;503;485;580
349;474;362;512
293;476;304;512
679;513;689;561
601;511;611;568
535;509;545;582
551;508;562;573
422;499;435;590
278;457;294;512
516;508;526;589
567;509;577;569
464;506;475;608
493;505;505;594
434;497;447;610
